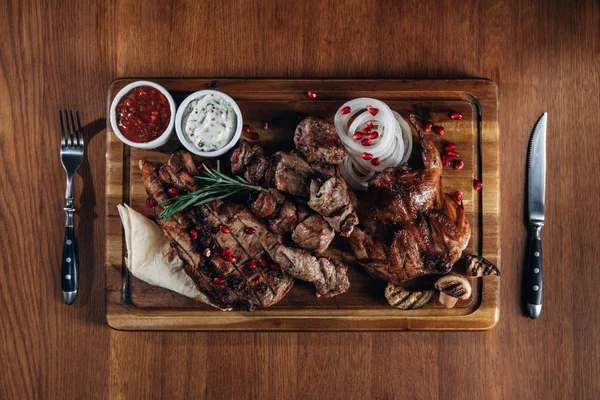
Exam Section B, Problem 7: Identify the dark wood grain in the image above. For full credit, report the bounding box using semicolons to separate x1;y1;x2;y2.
1;0;598;398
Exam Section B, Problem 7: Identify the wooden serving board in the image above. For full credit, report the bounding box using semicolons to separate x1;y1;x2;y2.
106;79;500;331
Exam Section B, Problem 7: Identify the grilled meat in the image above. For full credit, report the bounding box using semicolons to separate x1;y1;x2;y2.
308;177;358;237
348;115;471;284
294;117;347;165
291;214;335;254
231;138;358;237
141;152;349;301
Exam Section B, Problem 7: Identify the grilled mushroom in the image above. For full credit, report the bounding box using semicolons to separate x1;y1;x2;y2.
465;255;500;277
434;274;472;308
384;283;434;310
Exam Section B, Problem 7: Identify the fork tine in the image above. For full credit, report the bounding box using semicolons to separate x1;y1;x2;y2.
68;110;77;147
60;110;67;147
75;110;84;147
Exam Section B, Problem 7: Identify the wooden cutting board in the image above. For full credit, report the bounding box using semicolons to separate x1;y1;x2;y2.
105;79;500;331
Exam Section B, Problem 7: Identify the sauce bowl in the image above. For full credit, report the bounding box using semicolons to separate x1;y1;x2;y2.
109;80;176;149
175;90;243;158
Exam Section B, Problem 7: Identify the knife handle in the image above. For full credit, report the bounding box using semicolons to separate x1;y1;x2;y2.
61;208;78;304
526;225;543;319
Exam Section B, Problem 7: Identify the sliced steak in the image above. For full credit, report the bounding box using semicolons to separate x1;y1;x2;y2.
294;117;347;165
291;214;335;254
140;154;295;310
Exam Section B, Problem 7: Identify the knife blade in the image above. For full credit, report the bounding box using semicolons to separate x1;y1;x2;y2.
525;112;547;319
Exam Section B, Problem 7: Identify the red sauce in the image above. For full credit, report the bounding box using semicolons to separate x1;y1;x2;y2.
116;86;171;143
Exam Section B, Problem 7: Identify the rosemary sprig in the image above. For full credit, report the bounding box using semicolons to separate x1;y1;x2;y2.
159;160;265;220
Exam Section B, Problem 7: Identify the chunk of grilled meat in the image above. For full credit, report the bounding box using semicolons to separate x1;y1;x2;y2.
141;152;349;301
348;115;471;284
231;140;358;237
291;214;335;254
250;189;298;234
294;117;347;165
308;177;358;237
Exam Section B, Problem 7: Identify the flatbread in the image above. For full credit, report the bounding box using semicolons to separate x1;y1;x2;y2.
117;204;226;309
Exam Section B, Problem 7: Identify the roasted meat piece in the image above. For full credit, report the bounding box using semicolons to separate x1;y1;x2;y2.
308;177;358;237
348;115;471;284
291;214;335;254
294;117;347;165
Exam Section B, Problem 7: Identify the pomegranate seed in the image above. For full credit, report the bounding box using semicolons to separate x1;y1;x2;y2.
340;106;351;115
271;263;281;271
220;225;230;233
453;191;463;202
444;142;456;152
204;160;213;169
213;277;225;285
361;152;373;160
222;247;232;257
353;132;363;140
366;121;374;129
262;121;269;130
424;122;434;132
369;131;379;140
248;260;257;270
367;105;379;116
307;90;317;99
196;164;204;171
146;198;156;208
168;187;179;196
432;125;445;135
190;229;199;240
243;124;251;133
454;160;465;170
225;255;236;263
361;138;372;146
259;257;267;267
473;179;482;190
442;155;451;167
203;248;211;258
450;111;463;120
248;131;259;140
371;157;381;166
362;127;371;134
244;226;256;234
446;149;459;158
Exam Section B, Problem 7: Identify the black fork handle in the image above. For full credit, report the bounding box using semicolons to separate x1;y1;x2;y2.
61;207;78;304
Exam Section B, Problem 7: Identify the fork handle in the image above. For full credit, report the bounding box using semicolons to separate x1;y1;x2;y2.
61;208;78;304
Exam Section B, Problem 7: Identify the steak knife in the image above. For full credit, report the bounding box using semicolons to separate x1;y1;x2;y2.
526;112;547;319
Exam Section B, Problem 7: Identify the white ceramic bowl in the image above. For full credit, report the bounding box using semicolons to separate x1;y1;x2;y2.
109;80;176;149
175;90;243;158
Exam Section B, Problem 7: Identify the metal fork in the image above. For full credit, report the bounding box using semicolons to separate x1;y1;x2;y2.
60;110;84;305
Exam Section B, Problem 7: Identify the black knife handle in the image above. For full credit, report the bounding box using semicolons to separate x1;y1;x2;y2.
526;225;543;319
61;208;78;304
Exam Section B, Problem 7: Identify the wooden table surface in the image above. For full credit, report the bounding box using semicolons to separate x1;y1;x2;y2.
1;0;598;398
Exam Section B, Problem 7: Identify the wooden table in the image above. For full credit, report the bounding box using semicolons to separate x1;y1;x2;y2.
1;0;598;398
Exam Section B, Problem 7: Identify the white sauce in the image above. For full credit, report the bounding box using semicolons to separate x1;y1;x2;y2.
183;94;237;151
